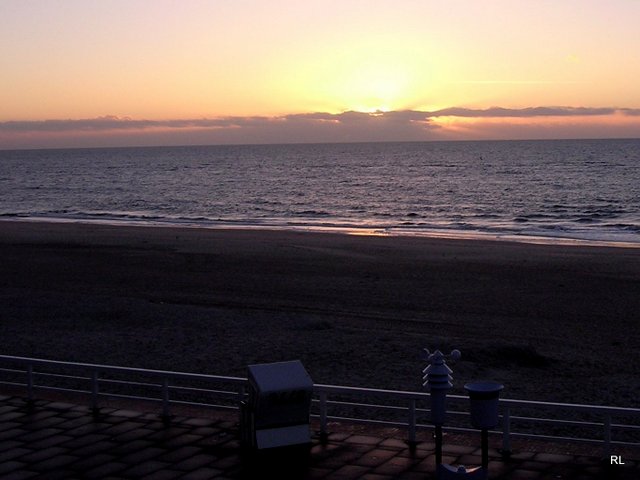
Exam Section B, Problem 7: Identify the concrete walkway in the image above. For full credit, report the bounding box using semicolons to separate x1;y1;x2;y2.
0;394;637;479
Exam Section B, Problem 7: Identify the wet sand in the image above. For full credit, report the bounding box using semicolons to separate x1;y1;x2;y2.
1;220;639;406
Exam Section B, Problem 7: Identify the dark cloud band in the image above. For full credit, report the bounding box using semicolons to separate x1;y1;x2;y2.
1;107;638;133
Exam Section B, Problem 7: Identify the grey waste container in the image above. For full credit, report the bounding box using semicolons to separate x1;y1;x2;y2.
240;360;313;449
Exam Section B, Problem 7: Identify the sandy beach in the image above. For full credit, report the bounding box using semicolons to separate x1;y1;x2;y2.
1;220;639;407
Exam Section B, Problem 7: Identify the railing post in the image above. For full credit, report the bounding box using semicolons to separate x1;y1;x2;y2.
91;370;99;412
162;377;170;418
26;363;34;403
408;398;417;445
604;414;612;459
238;384;245;405
320;391;328;441
501;406;512;456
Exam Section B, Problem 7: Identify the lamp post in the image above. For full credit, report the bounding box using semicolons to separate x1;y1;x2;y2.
422;348;461;470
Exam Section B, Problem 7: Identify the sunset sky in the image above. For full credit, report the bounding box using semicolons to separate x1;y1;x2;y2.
1;0;639;149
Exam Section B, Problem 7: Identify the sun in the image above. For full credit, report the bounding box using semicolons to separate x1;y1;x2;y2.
340;66;409;112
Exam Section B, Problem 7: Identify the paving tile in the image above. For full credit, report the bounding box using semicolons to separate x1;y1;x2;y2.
111;438;155;455
113;426;156;442
534;452;575;463
69;453;117;471
19;446;67;463
413;440;436;451
193;434;235;448
0;421;22;432
487;459;512;477
329;464;371;478
190;426;221;436
304;467;334;479
508;470;544;479
161;445;204;462
53;416;95;429
111;408;145;418
352;448;399;467
30;454;79;471
442;444;477;455
395;472;432;480
117;446;165;464
0;460;27;476
210;454;243;471
122;460;171;477
344;435;381;446
101;420;144;435
180;467;225;480
327;432;351;442
0;444;28;461
64;422;110;436
47;401;77;410
372;455;421;476
310;442;342;459
163;433;203;448
456;454;482;467
182;417;217;427
360;474;394;480
173;453;219;471
60;432;110;449
378;438;409;449
23;409;59;421
72;439;119;457
0;470;39;480
30;469;78;480
315;449;369;469
141;469;184;480
0;411;26;422
147;426;191;441
70;404;92;413
84;461;128;479
1;396;639;480
508;451;536;461
518;460;553;472
29;433;74;449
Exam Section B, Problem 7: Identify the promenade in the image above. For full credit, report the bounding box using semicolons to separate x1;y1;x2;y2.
1;394;638;479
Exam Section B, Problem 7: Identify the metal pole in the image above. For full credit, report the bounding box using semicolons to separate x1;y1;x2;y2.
162;377;170;418
320;391;328;440
481;428;489;470
604;414;612;459
408;399;417;445
501;406;512;456
27;364;34;402
238;384;245;404
91;370;99;411
435;425;443;467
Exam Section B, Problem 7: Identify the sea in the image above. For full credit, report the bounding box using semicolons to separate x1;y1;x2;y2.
1;139;639;246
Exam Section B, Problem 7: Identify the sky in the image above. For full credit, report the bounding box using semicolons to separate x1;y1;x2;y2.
1;0;639;149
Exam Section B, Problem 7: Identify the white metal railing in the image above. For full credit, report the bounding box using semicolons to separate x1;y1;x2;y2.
1;355;639;457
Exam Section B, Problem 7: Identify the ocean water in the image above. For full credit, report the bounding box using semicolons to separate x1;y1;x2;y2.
1;139;639;244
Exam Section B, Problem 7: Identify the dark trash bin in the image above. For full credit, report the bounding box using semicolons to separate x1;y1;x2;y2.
240;360;313;449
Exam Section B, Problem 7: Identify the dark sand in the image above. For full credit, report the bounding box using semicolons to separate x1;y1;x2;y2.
1;220;639;406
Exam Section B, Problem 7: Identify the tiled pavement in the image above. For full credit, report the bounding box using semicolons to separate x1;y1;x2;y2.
0;394;638;479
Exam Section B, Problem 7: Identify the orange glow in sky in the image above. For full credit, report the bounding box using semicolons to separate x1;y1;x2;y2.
1;0;639;148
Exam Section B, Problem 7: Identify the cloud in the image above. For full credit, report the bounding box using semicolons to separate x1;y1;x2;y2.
1;106;639;149
427;106;619;118
0;115;267;132
0;106;635;135
619;108;640;116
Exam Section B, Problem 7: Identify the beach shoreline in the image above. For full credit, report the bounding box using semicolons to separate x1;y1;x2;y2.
3;216;640;249
1;219;639;407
